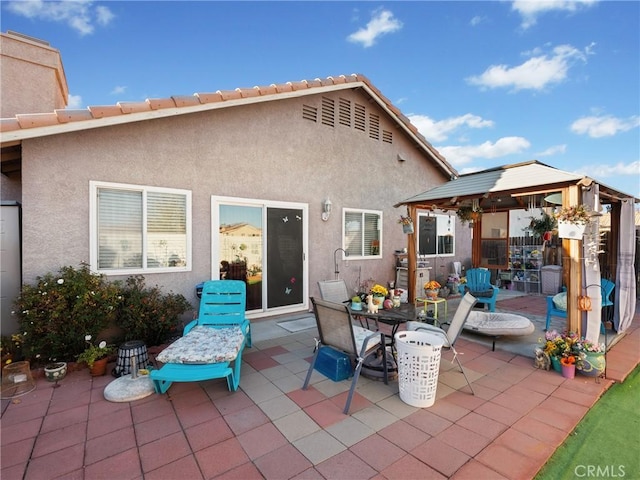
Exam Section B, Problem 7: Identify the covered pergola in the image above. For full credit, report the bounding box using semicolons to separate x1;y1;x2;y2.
396;161;638;341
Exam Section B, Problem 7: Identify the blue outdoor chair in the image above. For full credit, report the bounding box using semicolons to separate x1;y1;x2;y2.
464;268;499;312
545;279;614;333
150;280;251;394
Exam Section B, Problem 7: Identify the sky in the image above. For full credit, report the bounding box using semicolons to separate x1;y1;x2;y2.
2;0;639;199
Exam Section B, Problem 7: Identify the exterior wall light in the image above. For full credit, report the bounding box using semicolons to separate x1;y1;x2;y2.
322;198;332;221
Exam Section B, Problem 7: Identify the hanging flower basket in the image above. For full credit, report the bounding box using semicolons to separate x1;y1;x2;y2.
398;214;414;234
402;223;414;234
557;221;586;240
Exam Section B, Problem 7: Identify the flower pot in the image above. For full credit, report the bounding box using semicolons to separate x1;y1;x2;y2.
351;301;362;311
577;351;606;377
561;363;575;379
424;289;439;300
44;362;67;382
44;362;67;388
372;295;386;308
558;221;586;240
550;356;562;372
402;223;414;234
90;357;109;376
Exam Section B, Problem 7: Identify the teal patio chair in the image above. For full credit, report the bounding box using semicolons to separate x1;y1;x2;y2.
150;280;250;393
464;268;499;312
545;279;614;333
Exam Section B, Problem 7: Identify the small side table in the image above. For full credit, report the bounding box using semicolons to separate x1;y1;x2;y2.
415;297;448;324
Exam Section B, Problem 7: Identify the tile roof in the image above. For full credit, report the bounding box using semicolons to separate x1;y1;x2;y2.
0;73;456;177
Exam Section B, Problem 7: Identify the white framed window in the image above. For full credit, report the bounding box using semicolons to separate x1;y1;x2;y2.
417;213;455;257
343;208;382;259
90;181;192;274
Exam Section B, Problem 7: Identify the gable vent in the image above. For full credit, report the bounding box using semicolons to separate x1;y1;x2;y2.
369;113;380;140
382;129;393;144
302;104;317;122
354;103;366;132
321;97;335;127
338;98;351;127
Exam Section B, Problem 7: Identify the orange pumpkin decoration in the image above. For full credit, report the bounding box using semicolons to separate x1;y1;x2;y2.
578;295;592;312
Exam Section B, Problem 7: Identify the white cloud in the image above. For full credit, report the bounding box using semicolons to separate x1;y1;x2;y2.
67;94;83;109
467;44;589;92
570;115;640;138
572;161;640;195
437;137;531;166
408;113;494;142
536;144;567;156
470;15;486;27
347;8;402;48
95;5;114;26
5;0;114;36
111;86;127;95
511;0;598;30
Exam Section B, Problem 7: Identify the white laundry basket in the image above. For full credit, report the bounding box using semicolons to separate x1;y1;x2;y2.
394;330;444;407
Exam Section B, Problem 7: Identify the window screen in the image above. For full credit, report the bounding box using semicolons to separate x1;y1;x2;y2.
92;182;191;273
343;209;382;258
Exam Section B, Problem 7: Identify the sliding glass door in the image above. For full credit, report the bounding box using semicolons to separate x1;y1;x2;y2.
213;196;307;315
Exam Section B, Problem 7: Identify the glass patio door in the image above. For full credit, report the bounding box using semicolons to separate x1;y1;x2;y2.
213;196;307;316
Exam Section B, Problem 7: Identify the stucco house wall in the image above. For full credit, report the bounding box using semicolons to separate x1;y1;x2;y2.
17;87;471;310
0;32;68;118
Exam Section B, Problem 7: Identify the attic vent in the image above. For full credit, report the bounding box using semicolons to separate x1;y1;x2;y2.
369;113;380;140
382;129;393;144
302;104;317;122
338;98;351;127
321;97;335;127
354;103;366;131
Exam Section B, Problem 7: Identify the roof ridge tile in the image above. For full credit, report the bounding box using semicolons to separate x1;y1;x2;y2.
195;92;224;103
171;95;201;107
87;105;124;118
146;98;177;110
117;101;152;114
0;118;21;132
16;112;60;128
55;109;93;123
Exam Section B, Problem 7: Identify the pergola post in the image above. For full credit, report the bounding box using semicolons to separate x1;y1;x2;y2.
562;185;583;335
407;204;417;302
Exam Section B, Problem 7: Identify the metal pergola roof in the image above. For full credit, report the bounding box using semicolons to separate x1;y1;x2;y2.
396;160;638;211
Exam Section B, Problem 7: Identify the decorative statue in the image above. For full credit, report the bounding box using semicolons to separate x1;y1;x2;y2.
366;294;379;314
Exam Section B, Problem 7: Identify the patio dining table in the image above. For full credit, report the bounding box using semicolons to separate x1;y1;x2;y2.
350;303;429;381
352;303;424;353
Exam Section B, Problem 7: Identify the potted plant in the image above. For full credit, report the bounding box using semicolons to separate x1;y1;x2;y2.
554;204;592;239
541;330;579;373
574;338;606;378
77;335;115;376
370;284;388;307
560;354;577;379
423;280;441;299
456;206;482;225
398;214;414;234
350;295;363;311
526;211;557;238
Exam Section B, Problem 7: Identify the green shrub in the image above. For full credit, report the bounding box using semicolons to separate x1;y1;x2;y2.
116;276;192;346
13;263;121;365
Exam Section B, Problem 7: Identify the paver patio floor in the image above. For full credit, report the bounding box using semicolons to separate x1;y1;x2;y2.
2;295;638;479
